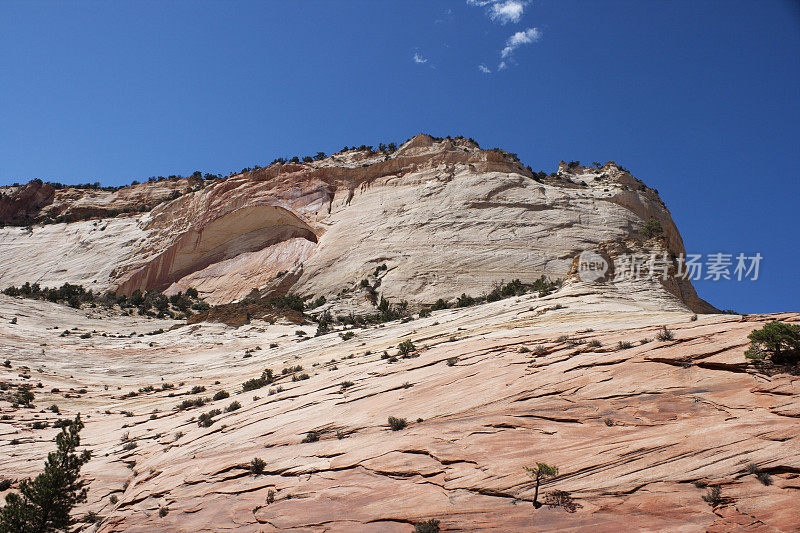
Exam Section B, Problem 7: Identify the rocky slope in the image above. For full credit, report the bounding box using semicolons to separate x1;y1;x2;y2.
0;134;714;313
0;291;797;532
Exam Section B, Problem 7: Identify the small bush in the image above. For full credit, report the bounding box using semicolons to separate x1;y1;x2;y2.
158;506;168;517
0;480;11;491
339;331;355;341
617;341;633;349
176;398;206;410
415;519;440;533
339;381;354;392
656;326;674;341
397;340;416;356
588;340;601;348
122;441;137;451
250;457;266;475
641;219;663;239
225;401;241;412
109;494;118;504
388;416;407;431
197;409;221;428
212;390;229;401
302;430;321;443
604;418;614;427
746;463;772;486
702;486;722;506
242;369;274;392
446;357;458;366
190;385;206;394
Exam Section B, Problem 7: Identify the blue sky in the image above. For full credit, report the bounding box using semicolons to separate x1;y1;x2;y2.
1;0;798;313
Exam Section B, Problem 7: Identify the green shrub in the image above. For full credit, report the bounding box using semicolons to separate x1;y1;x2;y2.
250;458;266;475
212;390;229;401
388;416;407;431
641;219;663;239
176;398;206;410
702;486;722;506
242;369;274;392
446;357;458;366
588;340;601;348
745;321;800;365
656;326;674;341
617;341;633;349
225;401;241;412
431;299;449;311
415;519;440;533
14;387;34;407
302;430;320;443
746;463;772;486
397;340;416;356
197;409;221;428
0;415;91;532
0;480;11;492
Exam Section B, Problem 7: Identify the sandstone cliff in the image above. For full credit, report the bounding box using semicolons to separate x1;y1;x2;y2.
0;134;714;313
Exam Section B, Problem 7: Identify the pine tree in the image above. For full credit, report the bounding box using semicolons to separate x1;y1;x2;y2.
0;415;92;532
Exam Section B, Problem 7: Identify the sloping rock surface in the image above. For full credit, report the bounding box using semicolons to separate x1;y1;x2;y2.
0;291;797;532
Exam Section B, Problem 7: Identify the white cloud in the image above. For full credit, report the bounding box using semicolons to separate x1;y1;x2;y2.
500;27;541;58
413;52;428;64
497;61;507;70
490;1;526;24
478;64;492;73
468;0;528;24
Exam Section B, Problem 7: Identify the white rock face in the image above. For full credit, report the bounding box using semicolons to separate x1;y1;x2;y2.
0;134;714;312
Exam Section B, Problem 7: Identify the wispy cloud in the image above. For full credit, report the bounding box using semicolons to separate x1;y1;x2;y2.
500;27;541;58
478;64;492;73
413;52;428;64
468;0;528;24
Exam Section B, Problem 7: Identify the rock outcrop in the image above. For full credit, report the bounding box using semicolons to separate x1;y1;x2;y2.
0;135;715;313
